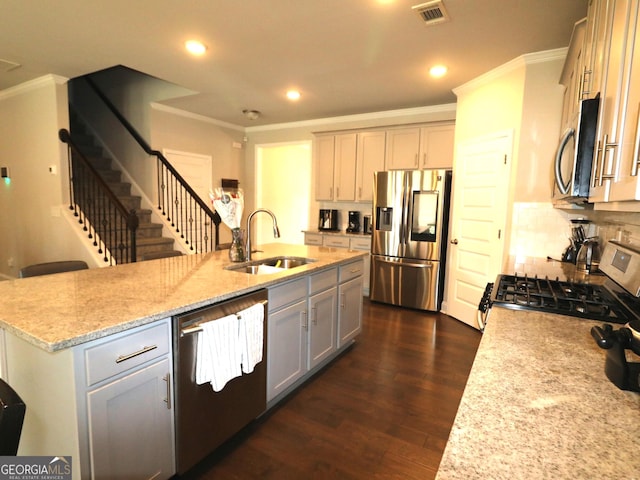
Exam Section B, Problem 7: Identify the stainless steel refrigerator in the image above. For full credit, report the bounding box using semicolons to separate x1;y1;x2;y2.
370;169;452;311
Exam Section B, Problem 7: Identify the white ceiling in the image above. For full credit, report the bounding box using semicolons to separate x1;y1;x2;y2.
0;0;588;127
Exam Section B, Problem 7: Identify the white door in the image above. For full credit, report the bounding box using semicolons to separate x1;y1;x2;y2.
444;132;513;328
256;142;311;246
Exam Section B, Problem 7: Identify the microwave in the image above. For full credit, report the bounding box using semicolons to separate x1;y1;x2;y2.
552;97;600;205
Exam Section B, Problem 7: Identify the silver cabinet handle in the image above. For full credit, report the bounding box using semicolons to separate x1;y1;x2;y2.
163;373;172;410
312;306;317;325
341;293;346;309
115;345;158;363
302;310;308;330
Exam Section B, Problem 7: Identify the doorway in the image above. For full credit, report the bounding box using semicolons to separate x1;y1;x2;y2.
255;142;312;245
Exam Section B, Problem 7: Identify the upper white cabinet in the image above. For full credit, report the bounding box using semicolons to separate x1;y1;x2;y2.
334;133;358;201
315;135;336;201
356;131;386;202
587;0;640;204
314;131;384;202
385;123;454;170
559;18;587;129
608;0;640;202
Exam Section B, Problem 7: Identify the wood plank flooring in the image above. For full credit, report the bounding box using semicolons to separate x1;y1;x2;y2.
182;299;482;479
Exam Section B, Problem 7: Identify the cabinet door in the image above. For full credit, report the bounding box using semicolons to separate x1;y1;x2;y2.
87;358;174;480
338;276;363;347
356;131;385;202
609;0;640;201
309;287;338;369
583;0;610;100
334;133;358;201
315;135;335;201
267;300;308;401
420;124;455;169
590;0;634;202
386;127;420;169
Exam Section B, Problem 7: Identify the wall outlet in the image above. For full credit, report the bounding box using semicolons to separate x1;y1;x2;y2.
7;257;14;267
48;165;57;175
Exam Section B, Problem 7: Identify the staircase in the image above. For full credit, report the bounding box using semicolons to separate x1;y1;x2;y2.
69;113;182;262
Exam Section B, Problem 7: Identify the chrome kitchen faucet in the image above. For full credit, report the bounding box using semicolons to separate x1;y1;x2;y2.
246;209;280;261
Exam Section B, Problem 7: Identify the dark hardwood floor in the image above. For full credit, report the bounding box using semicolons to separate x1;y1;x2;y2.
183;299;482;480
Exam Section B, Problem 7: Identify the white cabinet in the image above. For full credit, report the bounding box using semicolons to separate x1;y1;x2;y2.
303;232;323;246
334;133;358;201
589;0;637;202
385;123;454;170
315;135;335;201
338;260;364;347
323;235;350;248
314;131;382;202
559;18;587;130
608;0;640;202
78;318;175;480
356;131;386;201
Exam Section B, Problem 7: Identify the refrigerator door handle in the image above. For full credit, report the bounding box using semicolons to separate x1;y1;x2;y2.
377;258;434;269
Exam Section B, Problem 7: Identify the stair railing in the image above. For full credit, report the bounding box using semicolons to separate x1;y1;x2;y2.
59;129;139;265
83;76;221;254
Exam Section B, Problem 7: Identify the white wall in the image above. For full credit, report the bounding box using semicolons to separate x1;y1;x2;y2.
0;76;97;278
454;50;578;260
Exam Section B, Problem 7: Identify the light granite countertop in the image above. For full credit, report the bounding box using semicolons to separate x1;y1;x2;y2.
437;259;640;479
0;244;366;353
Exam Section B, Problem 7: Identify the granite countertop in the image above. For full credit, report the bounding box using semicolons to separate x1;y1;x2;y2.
437;258;640;479
0;244;366;353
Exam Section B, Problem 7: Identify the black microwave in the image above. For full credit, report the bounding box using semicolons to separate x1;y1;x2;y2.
552;97;600;205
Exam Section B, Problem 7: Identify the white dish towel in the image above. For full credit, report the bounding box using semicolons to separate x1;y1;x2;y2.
238;303;265;374
195;314;242;392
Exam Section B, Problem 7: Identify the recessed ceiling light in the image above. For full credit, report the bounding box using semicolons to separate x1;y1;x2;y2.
286;90;301;101
429;65;447;78
185;40;207;56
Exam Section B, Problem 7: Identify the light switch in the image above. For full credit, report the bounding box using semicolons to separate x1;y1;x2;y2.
0;166;9;178
48;165;57;175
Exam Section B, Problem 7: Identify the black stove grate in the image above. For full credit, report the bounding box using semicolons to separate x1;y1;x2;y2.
490;274;635;324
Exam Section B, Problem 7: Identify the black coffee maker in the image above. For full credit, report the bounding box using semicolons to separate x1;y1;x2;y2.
347;211;360;233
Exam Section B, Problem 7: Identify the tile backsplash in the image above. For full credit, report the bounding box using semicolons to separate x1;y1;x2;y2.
509;202;640;260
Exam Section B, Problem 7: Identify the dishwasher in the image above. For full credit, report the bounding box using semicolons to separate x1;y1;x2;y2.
173;289;268;475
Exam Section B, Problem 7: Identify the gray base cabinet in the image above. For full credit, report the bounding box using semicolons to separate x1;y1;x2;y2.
77;318;175;480
267;263;362;405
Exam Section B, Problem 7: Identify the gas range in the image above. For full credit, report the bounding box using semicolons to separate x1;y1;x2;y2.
489;274;636;324
480;240;640;326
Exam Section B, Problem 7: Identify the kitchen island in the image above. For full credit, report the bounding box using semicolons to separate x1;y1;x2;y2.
0;244;366;480
436;299;640;479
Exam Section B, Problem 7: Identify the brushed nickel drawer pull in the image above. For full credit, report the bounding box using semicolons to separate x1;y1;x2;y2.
115;345;158;363
163;373;172;410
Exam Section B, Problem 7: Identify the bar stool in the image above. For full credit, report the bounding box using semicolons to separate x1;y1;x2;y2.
19;260;88;278
0;378;26;455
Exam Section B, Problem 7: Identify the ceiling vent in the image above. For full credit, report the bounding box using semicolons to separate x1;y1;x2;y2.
412;1;450;26
0;59;21;72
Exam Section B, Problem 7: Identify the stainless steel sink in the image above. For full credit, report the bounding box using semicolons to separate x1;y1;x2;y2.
225;256;316;274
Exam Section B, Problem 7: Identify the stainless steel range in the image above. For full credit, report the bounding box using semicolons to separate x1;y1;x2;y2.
480;240;640;326
479;240;640;392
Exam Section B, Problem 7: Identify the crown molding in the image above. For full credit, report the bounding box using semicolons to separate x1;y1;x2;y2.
453;48;568;97
0;74;68;101
150;102;245;132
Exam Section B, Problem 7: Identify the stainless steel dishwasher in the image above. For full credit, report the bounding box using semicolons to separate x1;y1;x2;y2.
173;289;268;475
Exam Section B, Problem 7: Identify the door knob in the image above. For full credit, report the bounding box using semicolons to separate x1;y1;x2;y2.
450;239;459;245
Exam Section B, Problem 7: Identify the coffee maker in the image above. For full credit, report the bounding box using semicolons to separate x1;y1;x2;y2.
347;211;361;233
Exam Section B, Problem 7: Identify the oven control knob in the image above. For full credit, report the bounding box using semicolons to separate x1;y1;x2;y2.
591;324;614;349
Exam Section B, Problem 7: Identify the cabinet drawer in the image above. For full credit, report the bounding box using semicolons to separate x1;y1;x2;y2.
84;320;171;386
309;268;338;295
339;259;364;283
304;233;323;246
349;237;371;251
268;277;308;311
323;236;350;248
